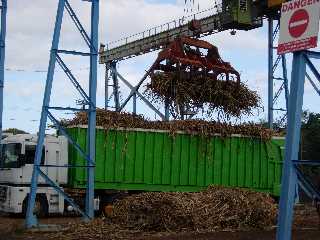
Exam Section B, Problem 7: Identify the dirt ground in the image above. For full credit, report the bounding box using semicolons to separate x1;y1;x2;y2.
0;204;319;240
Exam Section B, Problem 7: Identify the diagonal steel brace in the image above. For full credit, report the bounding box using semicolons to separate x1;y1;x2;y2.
116;72;165;120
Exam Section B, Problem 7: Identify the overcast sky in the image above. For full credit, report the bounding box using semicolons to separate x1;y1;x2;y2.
3;0;320;133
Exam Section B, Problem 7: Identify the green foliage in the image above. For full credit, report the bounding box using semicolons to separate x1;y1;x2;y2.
300;111;320;190
301;112;320;160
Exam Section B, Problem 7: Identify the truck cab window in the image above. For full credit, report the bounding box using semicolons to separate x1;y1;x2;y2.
239;0;247;11
1;143;22;168
25;145;45;165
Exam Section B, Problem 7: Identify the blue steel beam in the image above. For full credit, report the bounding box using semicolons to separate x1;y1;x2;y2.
277;51;307;240
272;55;281;73
292;160;320;166
277;50;320;240
273;82;285;104
272;108;286;111
47;106;88;112
268;19;289;128
0;0;7;142
268;19;274;129
107;61;168;119
104;63;110;110
47;111;93;165
110;62;120;111
26;0;99;228
295;166;320;200
25;0;66;228
41;164;94;168
86;0;99;220
65;0;92;49
56;54;91;103
119;61;158;111
298;181;314;200
306;73;320;96
37;168;88;218
306;50;320;59
272;23;280;42
116;72;166;120
133;93;137;114
281;55;289;111
305;55;320;82
57;49;91;56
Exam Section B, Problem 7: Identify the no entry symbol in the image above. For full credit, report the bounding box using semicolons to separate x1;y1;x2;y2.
289;9;309;38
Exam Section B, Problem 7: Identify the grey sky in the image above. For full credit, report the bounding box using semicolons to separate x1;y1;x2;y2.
3;0;320;133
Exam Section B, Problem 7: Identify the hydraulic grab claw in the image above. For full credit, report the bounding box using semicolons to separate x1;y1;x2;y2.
146;36;259;119
150;36;240;84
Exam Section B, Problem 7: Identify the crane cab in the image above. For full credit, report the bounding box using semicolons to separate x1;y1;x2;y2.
221;0;263;30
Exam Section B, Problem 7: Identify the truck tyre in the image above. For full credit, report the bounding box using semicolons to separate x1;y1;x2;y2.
100;202;114;217
22;195;49;218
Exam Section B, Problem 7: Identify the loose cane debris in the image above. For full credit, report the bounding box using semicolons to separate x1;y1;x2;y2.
61;109;277;140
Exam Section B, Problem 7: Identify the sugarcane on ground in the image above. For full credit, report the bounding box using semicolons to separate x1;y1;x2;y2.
0;204;319;240
0;201;320;240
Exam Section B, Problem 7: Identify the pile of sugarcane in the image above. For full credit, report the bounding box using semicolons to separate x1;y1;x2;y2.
47;187;277;240
61;109;276;140
111;186;277;232
61;109;149;129
145;72;260;118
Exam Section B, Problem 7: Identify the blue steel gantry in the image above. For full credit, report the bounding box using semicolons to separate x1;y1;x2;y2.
19;0;317;235
0;0;7;141
100;6;263;120
101;13;290;125
100;8;226;119
277;50;320;239
25;0;99;228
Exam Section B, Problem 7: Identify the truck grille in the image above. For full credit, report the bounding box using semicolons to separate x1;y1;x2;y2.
0;186;7;202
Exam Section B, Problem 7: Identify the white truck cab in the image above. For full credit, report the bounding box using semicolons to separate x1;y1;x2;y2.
0;134;68;215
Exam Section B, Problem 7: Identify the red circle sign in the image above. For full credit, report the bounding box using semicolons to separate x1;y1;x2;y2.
289;9;309;38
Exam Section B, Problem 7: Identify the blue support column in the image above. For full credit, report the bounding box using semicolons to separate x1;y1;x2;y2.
268;18;289;128
281;55;289;111
0;0;7;141
25;0;66;228
86;0;99;220
133;93;137;114
104;63;110;110
277;51;306;240
26;0;99;228
268;18;274;129
111;62;120;111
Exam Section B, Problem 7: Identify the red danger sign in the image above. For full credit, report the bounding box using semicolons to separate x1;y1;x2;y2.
278;0;320;55
289;9;309;38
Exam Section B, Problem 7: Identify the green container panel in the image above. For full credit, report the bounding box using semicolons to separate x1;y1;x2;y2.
67;127;285;196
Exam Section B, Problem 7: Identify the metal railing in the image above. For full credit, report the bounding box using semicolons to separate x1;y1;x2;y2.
105;4;223;51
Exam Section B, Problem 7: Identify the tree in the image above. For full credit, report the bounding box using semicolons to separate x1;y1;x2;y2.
301;112;320;160
300;111;320;198
3;128;29;135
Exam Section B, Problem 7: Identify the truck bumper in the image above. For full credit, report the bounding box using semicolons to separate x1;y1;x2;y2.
0;185;25;214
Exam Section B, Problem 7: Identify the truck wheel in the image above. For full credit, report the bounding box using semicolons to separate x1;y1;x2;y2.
22;195;49;218
101;203;114;217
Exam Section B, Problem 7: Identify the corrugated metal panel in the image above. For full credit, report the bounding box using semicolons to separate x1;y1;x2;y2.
67;127;284;196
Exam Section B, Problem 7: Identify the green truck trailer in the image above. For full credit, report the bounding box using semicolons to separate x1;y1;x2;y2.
67;126;285;197
0;127;284;216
